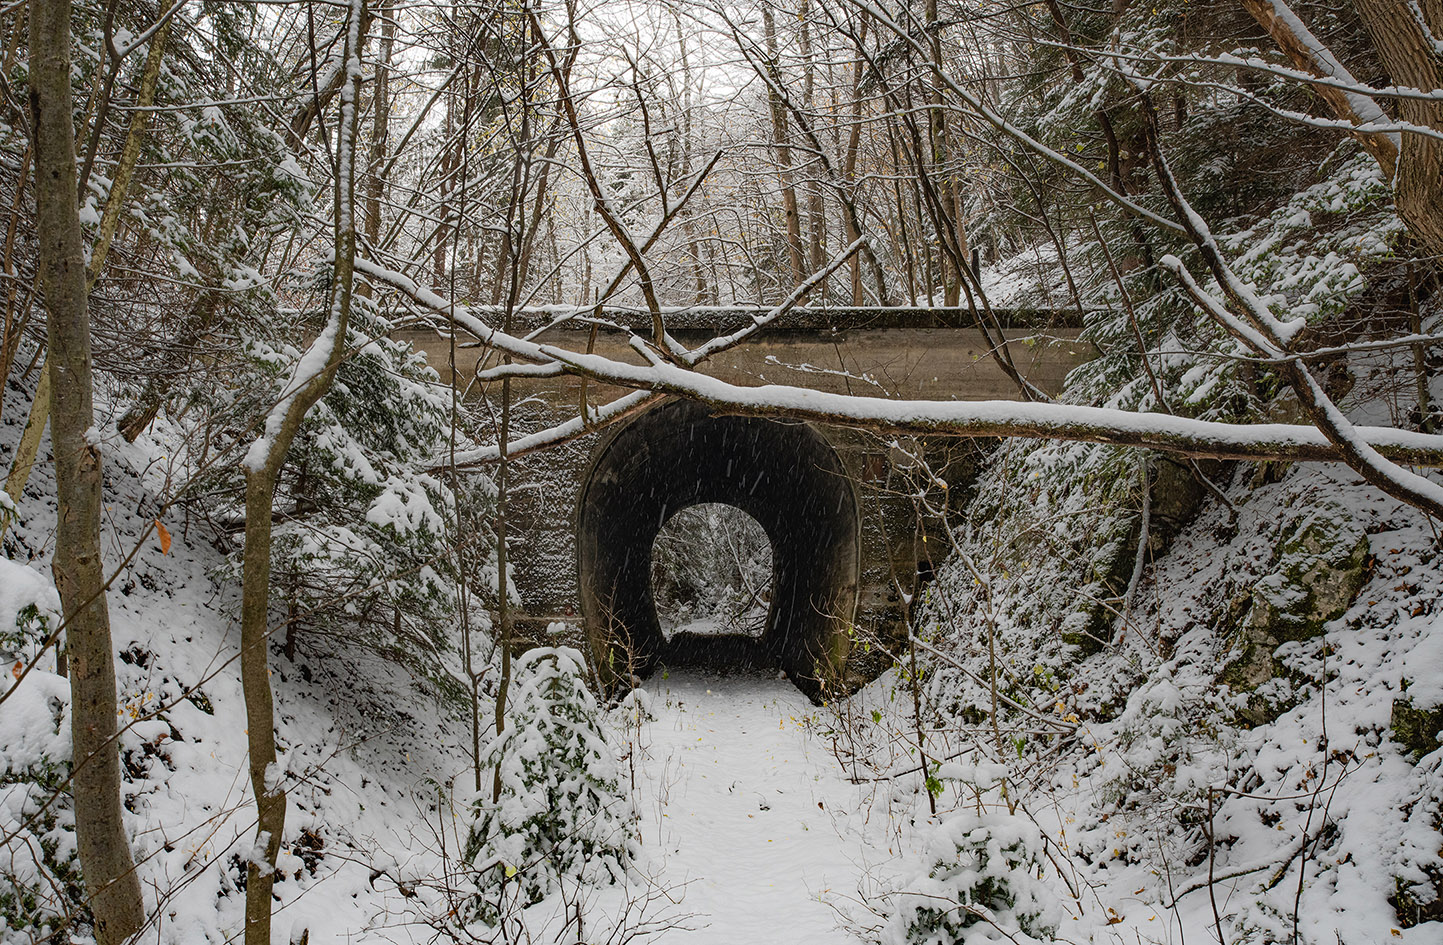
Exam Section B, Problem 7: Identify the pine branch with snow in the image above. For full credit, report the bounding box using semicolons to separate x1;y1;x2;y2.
462;647;640;925
878;809;1063;945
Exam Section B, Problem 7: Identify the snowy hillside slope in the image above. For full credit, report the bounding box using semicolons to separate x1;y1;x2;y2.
1041;462;1443;943
872;230;1443;940
1;367;926;945
834;456;1443;944
1;370;482;944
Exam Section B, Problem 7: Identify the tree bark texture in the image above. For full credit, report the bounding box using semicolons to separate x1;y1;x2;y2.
29;1;147;941
239;465;286;945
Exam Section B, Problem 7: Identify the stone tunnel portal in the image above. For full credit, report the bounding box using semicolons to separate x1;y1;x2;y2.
578;399;859;700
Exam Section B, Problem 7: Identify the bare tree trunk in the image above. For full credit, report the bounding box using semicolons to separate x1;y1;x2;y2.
926;0;966;306
239;5;365;943
4;361;47;507
515;132;566;292
238;464;285;945
1;4;24;74
674;17;710;304
0;148;32;421
844;22;868;304
89;0;171;283
799;1;827;278
434;88;454;285
30;2;146;941
491;370;512;803
762;4;806;288
360;1;393;298
76;0;123;200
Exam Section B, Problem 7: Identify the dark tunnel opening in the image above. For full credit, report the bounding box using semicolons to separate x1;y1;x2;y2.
577;399;859;700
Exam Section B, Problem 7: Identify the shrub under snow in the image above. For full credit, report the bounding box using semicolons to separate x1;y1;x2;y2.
0;559;81;943
462;646;639;923
881;810;1061;945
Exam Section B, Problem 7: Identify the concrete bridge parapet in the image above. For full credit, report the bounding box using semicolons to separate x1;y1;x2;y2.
400;319;1093;697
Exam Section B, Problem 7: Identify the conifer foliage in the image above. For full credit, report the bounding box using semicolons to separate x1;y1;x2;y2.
881;811;1062;945
463;647;639;922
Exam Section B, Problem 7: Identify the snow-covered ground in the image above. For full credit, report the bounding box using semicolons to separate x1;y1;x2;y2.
7;353;1443;944
2;372;924;943
634;668;907;944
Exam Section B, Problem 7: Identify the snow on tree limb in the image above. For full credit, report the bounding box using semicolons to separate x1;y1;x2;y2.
1134;76;1443;517
1239;0;1401;176
537;348;1443;467
356;257;1443;469
244;6;366;475
241;315;346;472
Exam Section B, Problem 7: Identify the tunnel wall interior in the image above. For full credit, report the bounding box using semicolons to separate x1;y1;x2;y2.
577;399;860;699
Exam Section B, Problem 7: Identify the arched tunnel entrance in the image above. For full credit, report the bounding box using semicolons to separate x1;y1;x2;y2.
578;399;859;700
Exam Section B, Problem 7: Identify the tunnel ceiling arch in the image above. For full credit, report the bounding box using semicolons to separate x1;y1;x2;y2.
577;398;859;698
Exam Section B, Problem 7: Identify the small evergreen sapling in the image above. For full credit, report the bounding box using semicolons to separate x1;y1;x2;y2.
463;647;638;923
881;810;1061;945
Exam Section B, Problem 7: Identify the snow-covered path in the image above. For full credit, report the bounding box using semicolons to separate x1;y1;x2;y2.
634;668;897;944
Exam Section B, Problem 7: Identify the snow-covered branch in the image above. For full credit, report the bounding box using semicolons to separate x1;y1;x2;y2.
1133;80;1443;517
1239;0;1400;175
357;257;1443;469
534;347;1443;467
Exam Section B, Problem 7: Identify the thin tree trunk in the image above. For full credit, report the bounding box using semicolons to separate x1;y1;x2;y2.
239;5;365;943
799;1;826;277
30;2;146;941
76;0;122;200
844;24;868;304
0;147;32;422
926;0;966;307
89;0;172;283
675;18;709;303
762;4;806;288
492;370;512;802
5;361;48;507
1;4;25;75
360;2;393;299
515;131;565;292
1411;264;1432;433
238;465;285;945
434;89;454;285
